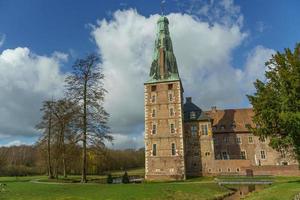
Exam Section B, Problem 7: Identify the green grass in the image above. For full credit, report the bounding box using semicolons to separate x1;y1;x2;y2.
0;173;229;200
243;176;300;200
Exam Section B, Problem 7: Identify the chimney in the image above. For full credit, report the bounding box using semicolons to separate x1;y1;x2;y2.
211;106;217;113
186;97;192;103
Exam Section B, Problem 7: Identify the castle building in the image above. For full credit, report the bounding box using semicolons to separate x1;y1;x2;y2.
144;16;299;181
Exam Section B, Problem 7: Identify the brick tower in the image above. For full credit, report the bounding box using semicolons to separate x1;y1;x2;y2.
144;16;186;180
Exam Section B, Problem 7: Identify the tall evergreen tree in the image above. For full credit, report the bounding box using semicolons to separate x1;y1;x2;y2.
247;43;300;163
65;54;112;183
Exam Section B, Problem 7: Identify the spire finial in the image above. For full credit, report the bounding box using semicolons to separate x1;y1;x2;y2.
160;0;166;15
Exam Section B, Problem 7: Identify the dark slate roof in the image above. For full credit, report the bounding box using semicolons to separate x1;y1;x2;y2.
183;97;211;122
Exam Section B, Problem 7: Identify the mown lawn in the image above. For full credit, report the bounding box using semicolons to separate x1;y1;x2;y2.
244;176;300;200
0;176;229;200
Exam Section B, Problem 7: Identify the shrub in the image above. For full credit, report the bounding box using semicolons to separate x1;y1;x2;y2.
107;174;113;184
122;171;129;184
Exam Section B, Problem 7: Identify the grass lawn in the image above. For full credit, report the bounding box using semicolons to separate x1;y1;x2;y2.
0;175;229;200
243;176;300;200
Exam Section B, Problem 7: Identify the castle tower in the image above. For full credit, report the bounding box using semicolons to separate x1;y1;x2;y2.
144;16;186;180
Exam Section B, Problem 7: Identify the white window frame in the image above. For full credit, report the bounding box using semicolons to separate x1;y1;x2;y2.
248;136;254;144
260;150;266;160
240;150;247;159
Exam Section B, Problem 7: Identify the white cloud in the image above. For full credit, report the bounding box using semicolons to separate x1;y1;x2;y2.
238;45;275;94
0;140;33;147
0;47;66;139
91;9;274;149
0;33;5;47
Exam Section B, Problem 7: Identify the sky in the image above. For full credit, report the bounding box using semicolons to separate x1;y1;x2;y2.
0;0;299;149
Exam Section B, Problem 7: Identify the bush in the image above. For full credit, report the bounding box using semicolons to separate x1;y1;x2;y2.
107;174;113;184
122;171;129;184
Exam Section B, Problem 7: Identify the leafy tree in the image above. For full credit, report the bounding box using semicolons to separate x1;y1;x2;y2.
247;43;300;163
65;54;112;183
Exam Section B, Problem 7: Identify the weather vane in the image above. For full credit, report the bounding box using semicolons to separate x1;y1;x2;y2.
160;0;166;15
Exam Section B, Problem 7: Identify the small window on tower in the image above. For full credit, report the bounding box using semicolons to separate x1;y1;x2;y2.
152;144;157;156
168;93;173;102
171;143;176;156
151;94;156;103
152;124;157;134
170;123;175;134
152;109;156;118
151;85;157;92
169;108;174;117
168;84;173;90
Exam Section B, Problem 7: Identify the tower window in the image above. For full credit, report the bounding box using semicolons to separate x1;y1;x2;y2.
168;93;173;102
168;84;173;90
201;124;208;135
205;152;210;156
152;144;157;156
152;109;156;118
169;108;174;117
191;125;197;137
170;123;175;134
151;94;156;103
151;85;157;92
152;124;157;134
171;143;176;156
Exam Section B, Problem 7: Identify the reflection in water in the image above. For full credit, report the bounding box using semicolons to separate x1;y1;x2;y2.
223;185;265;200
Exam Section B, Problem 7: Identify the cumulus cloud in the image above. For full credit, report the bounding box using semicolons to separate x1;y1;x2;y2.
91;9;274;149
0;47;66;140
237;45;275;94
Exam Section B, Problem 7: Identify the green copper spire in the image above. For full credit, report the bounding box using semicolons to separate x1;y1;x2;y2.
147;16;180;83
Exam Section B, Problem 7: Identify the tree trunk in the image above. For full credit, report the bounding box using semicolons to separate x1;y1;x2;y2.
81;79;87;183
47;113;54;179
61;125;67;178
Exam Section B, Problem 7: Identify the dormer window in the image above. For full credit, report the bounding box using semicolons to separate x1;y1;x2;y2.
190;111;196;119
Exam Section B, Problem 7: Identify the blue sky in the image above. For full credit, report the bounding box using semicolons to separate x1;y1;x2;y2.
0;0;299;148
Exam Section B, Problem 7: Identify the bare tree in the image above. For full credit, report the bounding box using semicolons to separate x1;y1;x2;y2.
65;54;112;183
36;100;55;179
51;99;79;178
